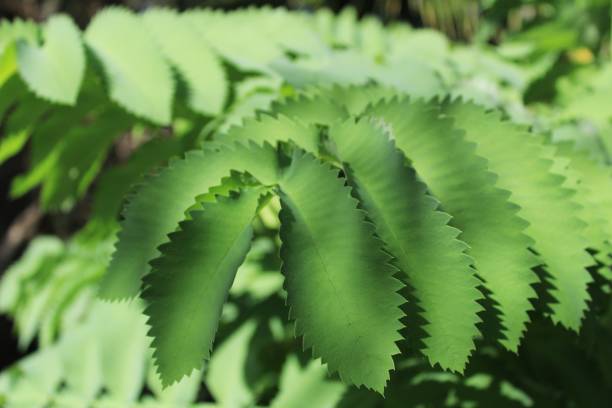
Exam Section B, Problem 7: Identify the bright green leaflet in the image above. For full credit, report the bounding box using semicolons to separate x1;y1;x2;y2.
366;99;539;352
555;65;612;128
143;8;227;116
358;16;387;60
0;92;48;166
333;7;358;47
311;85;395;116
0;237;64;315
143;188;262;386
0;43;16;88
206;319;259;407
220;113;320;153
271;93;348;126
549;153;606;252
551;140;612;252
184;9;282;72
100;142;279;299
446;102;593;330
16;14;84;105
84;7;174;125
278;151;404;393
0;26;24;85
270;356;346;408
329;119;482;372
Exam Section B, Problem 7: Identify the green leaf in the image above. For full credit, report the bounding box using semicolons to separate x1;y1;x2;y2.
550;140;612;253
358;16;387;60
10;108;130;211
367;98;539;352
143;8;227;116
221;113;320;153
9;93;101;200
41;110;130;211
0;300;153;406
143;188;262;386
334;7;358;47
311;85;394;117
555;64;612;128
84;7;174;125
278;151;404;393
329;119;483;372
206;319;258;407
271;355;346;408
445;102;594;330
271;49;377;88
271;93;348;126
88;137;183;230
0;75;28;122
0;236;64;314
0;234;113;348
0;91;48;166
101;142;279;300
0;20;37;86
16;14;84;104
184;9;282;72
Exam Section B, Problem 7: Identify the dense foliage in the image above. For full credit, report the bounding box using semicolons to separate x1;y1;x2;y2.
0;3;611;407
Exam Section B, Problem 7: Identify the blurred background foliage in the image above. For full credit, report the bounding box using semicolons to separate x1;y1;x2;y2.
1;0;611;101
1;1;611;407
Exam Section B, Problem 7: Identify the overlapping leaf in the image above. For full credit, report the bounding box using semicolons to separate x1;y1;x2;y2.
100;142;279;299
278;151;404;393
367;98;539;351
446;102;593;330
221;113;319;152
143;188;263;386
329;119;482;371
550;140;612;253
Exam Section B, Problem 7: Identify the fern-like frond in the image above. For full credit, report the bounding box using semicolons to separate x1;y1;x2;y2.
278;151;404;393
143;188;263;386
222;113;481;372
329;119;482;372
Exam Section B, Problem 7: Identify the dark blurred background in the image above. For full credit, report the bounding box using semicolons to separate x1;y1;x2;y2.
0;0;480;38
3;0;609;48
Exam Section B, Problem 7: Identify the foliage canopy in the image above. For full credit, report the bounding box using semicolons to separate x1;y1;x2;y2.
0;3;611;407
